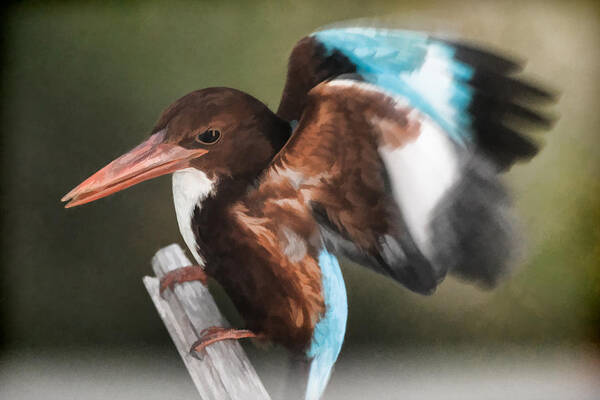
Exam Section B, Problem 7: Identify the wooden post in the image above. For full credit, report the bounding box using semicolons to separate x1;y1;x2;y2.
143;244;271;400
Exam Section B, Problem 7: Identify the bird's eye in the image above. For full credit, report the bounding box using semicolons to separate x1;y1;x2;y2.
196;129;221;145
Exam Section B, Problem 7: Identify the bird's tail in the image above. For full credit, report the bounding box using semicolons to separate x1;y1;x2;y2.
304;250;347;400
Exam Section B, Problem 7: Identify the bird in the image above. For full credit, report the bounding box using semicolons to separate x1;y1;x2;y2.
61;26;556;400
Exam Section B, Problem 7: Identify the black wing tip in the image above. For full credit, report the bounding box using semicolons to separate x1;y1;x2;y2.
509;104;559;130
468;81;556;169
434;36;559;101
472;121;544;170
523;79;560;102
437;39;558;169
471;70;559;103
435;37;525;74
469;93;558;129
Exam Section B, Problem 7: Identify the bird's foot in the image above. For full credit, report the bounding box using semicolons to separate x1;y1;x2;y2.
189;326;258;359
159;265;208;298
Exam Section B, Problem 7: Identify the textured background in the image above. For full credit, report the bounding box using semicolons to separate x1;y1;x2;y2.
1;1;599;399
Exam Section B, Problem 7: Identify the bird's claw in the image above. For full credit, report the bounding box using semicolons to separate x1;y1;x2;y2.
188;326;258;360
159;265;208;299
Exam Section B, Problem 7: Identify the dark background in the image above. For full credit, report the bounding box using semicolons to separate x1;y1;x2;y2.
1;1;599;399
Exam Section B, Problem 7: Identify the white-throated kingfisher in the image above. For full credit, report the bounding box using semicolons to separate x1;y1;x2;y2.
62;26;556;400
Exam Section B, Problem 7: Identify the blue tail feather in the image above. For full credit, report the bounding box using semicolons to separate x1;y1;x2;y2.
305;250;348;400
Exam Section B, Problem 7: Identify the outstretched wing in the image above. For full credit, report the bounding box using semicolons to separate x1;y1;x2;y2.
265;27;556;294
278;27;555;169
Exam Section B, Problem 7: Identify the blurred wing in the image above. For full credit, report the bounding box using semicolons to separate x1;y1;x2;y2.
266;29;555;293
278;27;556;169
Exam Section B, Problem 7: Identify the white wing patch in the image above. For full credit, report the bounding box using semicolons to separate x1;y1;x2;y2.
407;44;464;140
326;79;463;259
172;168;216;265
379;117;461;258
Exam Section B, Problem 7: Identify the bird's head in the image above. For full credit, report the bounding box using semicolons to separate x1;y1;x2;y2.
62;87;290;208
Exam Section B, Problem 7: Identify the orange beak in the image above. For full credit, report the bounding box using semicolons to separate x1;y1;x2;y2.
61;130;207;208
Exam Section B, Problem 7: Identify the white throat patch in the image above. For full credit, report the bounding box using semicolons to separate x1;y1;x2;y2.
172;168;216;265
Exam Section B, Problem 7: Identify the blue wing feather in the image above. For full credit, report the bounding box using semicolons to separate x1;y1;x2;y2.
314;28;476;144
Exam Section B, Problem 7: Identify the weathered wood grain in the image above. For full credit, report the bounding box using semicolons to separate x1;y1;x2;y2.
143;244;271;400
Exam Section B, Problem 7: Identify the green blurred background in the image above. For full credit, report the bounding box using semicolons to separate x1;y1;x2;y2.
1;0;599;399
